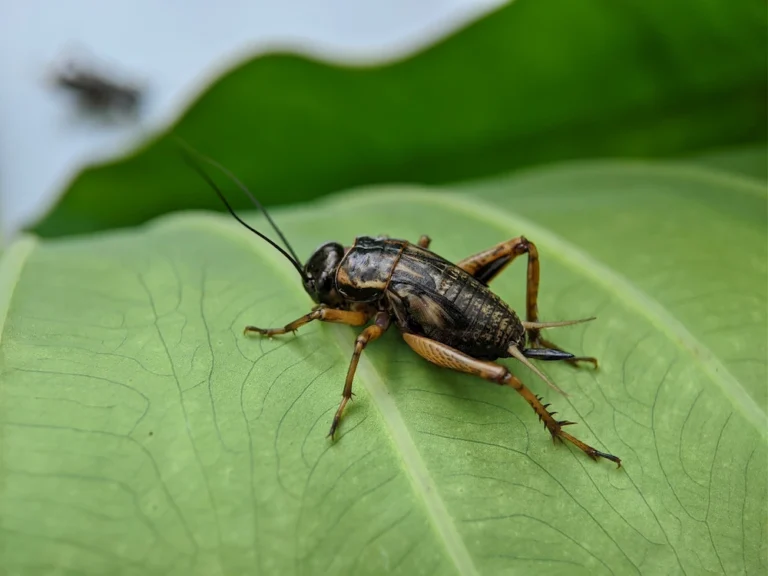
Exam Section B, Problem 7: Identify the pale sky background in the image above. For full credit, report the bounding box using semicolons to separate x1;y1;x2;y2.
0;0;505;240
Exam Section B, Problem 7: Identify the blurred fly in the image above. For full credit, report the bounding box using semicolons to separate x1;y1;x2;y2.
52;59;142;116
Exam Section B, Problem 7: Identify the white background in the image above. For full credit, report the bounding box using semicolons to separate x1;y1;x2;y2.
0;0;504;240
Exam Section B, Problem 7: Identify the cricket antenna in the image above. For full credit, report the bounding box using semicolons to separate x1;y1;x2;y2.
180;147;306;280
175;137;302;266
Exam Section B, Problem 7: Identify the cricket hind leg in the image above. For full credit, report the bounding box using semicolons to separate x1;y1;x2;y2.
457;236;597;368
455;236;532;285
328;311;391;438
401;333;621;466
244;306;370;337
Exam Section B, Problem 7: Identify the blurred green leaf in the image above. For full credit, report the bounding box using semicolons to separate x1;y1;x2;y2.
685;144;767;182
3;159;766;574
33;0;767;237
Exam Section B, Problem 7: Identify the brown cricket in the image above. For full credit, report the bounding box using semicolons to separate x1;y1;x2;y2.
186;150;621;467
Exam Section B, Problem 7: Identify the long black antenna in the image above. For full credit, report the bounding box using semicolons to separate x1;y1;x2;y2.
175;137;302;265
181;150;306;280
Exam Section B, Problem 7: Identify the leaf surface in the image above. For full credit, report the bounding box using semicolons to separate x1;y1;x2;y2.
2;161;766;575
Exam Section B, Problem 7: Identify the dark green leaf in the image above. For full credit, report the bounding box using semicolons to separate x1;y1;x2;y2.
32;0;767;237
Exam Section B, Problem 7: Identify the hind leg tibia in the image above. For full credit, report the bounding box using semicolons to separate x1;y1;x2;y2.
401;333;620;466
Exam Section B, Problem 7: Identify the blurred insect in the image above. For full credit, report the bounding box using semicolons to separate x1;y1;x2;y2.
182;148;621;467
52;60;142;115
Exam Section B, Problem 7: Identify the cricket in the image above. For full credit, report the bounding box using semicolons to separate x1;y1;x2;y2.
184;149;622;468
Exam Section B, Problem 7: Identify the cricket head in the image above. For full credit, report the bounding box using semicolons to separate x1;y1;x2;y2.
302;242;345;306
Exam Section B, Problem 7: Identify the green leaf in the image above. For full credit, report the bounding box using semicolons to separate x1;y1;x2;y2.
2;160;766;574
32;0;767;238
685;144;768;183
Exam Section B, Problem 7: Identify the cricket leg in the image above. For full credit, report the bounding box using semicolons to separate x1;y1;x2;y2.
457;236;597;368
244;306;370;337
329;311;391;438
401;333;620;466
456;236;529;285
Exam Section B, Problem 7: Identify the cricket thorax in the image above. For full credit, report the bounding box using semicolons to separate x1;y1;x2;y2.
335;237;404;302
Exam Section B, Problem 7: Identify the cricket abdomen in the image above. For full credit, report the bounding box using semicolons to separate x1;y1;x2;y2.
386;244;525;360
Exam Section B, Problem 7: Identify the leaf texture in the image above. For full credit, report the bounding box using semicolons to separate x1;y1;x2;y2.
2;161;766;574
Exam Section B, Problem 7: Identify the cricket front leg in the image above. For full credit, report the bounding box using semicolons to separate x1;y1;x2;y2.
401;333;620;466
328;311;391;438
457;236;597;368
244;306;370;337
